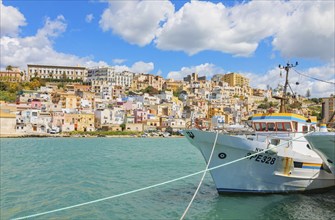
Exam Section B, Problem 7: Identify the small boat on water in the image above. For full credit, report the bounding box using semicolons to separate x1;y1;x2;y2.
305;127;335;174
184;62;335;193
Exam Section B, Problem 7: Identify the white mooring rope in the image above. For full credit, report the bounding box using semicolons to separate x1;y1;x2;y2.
180;131;219;220
12;133;310;220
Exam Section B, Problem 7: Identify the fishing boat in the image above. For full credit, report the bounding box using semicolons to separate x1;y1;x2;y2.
305;125;335;174
184;62;335;193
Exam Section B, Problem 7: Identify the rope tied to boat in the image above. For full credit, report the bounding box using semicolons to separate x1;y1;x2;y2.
12;132;312;220
180;131;219;220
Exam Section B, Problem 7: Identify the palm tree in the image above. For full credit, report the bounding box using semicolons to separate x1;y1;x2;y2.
20;71;24;82
6;65;13;71
49;72;53;82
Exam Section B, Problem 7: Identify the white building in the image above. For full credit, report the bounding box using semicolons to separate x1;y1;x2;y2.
27;64;87;81
87;67;134;88
156;90;173;102
134;93;160;106
94;107;125;128
16;110;52;134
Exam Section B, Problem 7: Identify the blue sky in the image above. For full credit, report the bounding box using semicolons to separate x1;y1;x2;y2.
1;0;334;97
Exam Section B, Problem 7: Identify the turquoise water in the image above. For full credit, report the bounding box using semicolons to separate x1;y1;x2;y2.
1;137;334;220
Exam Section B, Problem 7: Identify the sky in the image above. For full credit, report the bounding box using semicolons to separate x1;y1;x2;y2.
1;0;334;98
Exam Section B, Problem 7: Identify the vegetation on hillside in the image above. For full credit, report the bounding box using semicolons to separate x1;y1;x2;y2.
257;98;279;109
142;86;159;95
0;79;46;102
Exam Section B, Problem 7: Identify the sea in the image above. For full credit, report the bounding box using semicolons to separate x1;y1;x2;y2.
1;137;335;220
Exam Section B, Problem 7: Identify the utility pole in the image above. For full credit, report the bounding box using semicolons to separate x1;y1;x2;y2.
277;62;298;113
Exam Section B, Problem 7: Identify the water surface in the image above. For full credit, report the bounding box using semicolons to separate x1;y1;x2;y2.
1;138;334;219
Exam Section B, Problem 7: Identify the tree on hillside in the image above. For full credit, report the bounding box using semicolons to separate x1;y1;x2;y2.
120;123;126;131
306;89;311;98
143;86;159;95
6;65;13;71
62;72;67;81
173;86;183;97
49;72;53;81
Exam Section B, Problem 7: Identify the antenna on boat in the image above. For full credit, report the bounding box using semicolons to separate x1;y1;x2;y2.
277;61;298;113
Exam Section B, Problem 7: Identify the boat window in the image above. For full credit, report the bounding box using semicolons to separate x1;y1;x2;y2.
276;122;284;131
267;123;276;131
284;122;292;131
254;123;261;131
254;122;267;131
302;126;308;133
276;122;292;131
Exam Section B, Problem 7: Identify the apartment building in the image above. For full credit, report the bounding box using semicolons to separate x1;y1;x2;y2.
87;67;133;88
132;73;165;91
322;96;335;124
162;79;183;92
27;64;87;81
222;72;250;88
0;67;23;82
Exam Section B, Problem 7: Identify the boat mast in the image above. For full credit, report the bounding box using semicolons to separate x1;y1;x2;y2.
278;62;298;113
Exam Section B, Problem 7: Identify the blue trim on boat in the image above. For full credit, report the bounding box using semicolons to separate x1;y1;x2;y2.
252;116;307;123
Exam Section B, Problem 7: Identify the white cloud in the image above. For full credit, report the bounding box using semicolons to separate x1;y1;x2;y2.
246;63;335;98
130;61;154;73
156;1;266;56
112;58;126;64
272;1;335;62
157;1;334;60
0;14;107;70
0;1;26;37
85;14;94;23
167;63;224;80
99;0;174;46
98;1;334;61
114;61;154;73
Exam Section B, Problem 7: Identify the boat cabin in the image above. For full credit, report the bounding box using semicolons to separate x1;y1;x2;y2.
251;113;316;133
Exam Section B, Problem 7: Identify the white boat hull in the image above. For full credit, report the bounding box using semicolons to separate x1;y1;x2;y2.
184;129;335;193
305;132;335;174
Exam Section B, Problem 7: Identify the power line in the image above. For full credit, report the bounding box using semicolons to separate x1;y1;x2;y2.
292;68;335;85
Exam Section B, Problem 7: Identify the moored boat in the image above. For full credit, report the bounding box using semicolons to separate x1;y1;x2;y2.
305;127;335;174
184;62;335;193
185;114;335;193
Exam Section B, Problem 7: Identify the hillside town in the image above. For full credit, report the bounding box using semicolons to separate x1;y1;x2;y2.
0;64;334;137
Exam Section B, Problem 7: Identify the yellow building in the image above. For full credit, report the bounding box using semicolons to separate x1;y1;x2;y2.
145;118;161;127
132;74;165;91
60;93;81;109
322;97;335;124
64;113;95;132
223;72;250;87
162;79;183;92
0;106;16;137
208;106;224;119
77;113;95;132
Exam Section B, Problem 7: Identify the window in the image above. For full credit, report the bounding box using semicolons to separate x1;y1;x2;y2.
267;122;276;131
284;122;291;131
254;122;266;131
275;122;291;131
276;122;284;131
302;126;308;133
